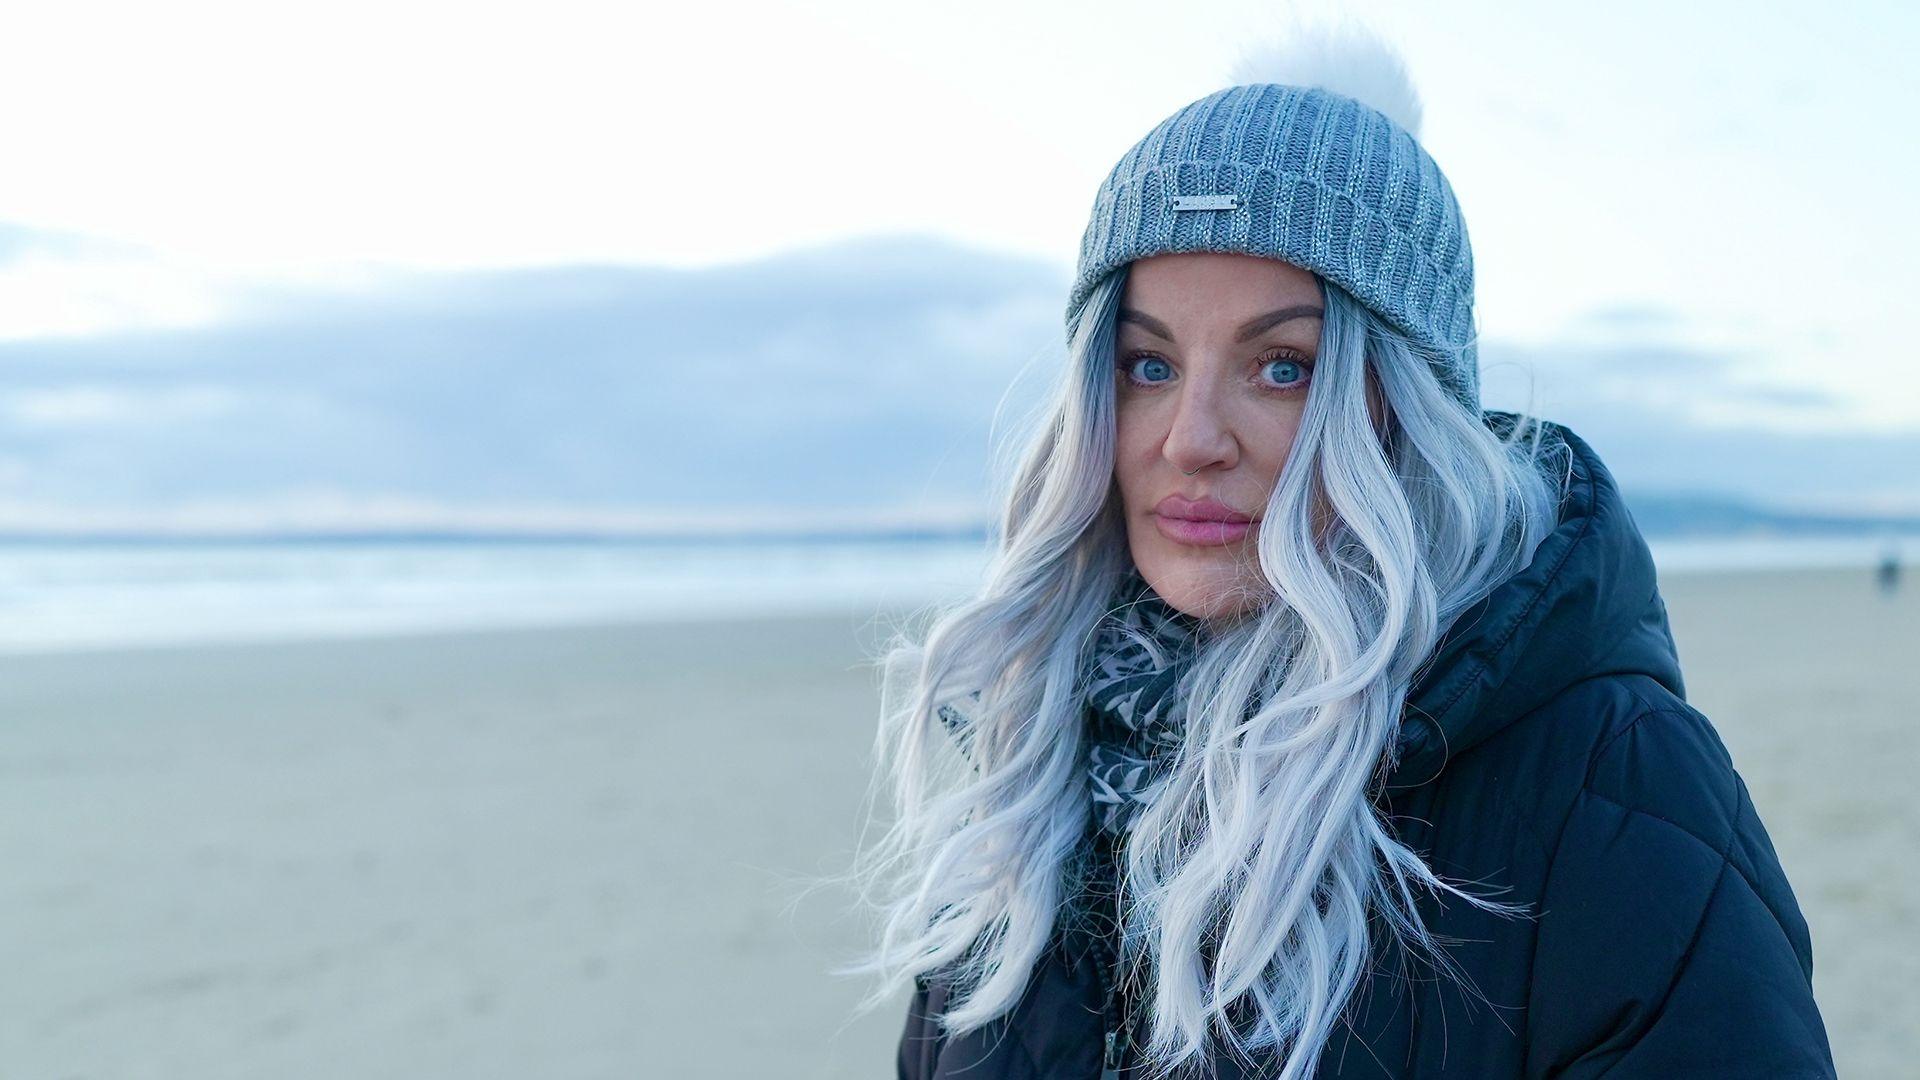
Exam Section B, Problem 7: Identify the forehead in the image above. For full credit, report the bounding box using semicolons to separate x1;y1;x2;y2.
1122;252;1320;314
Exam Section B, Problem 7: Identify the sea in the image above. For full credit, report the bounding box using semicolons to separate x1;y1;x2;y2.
0;532;1910;655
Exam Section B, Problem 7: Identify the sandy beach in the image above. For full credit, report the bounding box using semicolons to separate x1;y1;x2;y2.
1;565;1911;1078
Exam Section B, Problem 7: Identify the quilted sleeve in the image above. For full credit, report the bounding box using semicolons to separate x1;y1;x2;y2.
1525;708;1837;1079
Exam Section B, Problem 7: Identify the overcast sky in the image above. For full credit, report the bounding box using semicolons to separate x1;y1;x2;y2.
1;0;1915;531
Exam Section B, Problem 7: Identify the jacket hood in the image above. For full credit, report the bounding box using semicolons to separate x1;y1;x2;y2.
1383;413;1685;793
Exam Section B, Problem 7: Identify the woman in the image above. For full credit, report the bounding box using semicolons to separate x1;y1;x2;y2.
843;24;1836;1080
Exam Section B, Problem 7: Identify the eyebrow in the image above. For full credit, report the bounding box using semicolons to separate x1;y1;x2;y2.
1118;304;1325;344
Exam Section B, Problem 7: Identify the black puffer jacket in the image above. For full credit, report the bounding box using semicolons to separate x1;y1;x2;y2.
896;417;1836;1078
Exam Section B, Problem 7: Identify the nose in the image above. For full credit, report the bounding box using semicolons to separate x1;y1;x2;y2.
1163;377;1237;477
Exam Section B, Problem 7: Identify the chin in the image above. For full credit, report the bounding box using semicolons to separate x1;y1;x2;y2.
1138;550;1269;622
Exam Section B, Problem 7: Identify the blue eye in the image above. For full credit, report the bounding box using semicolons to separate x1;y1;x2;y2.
1262;356;1310;389
1122;354;1173;384
1119;349;1313;393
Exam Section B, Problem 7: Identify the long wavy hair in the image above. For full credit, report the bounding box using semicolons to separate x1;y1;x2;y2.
835;261;1570;1078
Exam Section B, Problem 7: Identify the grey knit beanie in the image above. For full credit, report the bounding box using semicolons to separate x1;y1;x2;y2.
1066;26;1481;412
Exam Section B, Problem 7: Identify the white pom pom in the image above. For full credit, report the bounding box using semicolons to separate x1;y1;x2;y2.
1225;15;1425;139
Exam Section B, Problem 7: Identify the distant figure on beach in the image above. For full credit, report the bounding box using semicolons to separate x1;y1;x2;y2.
1878;538;1902;596
842;19;1836;1080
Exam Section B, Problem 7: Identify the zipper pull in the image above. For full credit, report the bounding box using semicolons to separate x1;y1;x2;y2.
1102;1026;1123;1080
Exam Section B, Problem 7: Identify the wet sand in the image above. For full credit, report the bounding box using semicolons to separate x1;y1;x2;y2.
0;565;1910;1078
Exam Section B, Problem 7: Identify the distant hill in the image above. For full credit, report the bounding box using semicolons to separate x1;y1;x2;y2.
0;489;1913;546
1621;491;1920;538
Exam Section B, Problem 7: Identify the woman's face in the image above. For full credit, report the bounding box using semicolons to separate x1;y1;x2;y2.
1112;252;1325;624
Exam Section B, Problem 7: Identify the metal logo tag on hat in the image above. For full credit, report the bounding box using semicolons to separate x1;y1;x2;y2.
1170;194;1241;211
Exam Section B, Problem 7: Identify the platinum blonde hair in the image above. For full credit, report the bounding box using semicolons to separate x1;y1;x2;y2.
836;262;1569;1078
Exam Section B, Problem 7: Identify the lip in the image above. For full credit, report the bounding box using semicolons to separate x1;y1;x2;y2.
1153;494;1258;547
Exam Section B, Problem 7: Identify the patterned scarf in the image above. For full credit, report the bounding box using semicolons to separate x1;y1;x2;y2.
932;569;1208;837
1082;569;1207;836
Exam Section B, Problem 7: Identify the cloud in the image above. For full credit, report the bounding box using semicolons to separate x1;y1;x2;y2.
1482;319;1919;512
0;235;1908;533
0;383;245;429
1565;302;1686;335
0;221;232;340
0;233;1070;518
1482;327;1852;435
0;222;147;265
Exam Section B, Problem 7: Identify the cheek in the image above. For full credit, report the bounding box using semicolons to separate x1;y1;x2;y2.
1113;452;1148;516
1112;413;1153;498
1256;411;1305;479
